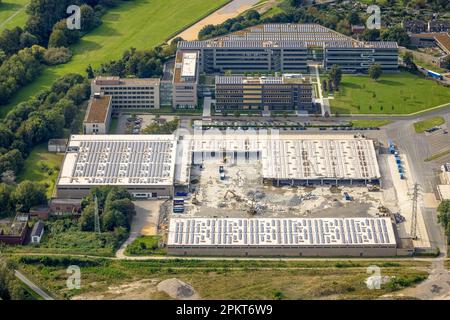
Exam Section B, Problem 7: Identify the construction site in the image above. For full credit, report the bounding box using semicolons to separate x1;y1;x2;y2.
160;131;428;256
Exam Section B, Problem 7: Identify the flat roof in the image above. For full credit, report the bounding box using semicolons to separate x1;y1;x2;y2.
189;133;381;181
181;52;197;77
438;185;450;200
178;23;397;49
94;77;160;86
216;74;309;85
58;135;177;187
168;217;396;247
84;96;112;124
174;51;198;84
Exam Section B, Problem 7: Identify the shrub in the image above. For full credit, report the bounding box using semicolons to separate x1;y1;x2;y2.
43;47;72;65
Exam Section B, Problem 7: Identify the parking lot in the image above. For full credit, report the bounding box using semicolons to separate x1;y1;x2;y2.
116;113;178;134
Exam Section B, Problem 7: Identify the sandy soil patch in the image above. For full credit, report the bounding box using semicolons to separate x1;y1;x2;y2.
72;279;160;300
157;278;200;300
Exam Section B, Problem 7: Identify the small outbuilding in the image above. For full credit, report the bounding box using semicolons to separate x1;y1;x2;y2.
48;139;68;153
30;221;45;244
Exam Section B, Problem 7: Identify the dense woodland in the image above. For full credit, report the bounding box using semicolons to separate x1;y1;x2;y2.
0;73;90;217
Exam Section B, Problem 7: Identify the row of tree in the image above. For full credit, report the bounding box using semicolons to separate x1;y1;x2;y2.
0;73;89;185
438;200;450;244
0;181;47;217
0;260;32;300
198;4;411;47
93;38;182;78
0;0;128;106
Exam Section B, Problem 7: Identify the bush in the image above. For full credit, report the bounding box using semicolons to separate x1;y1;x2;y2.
43;47;72;65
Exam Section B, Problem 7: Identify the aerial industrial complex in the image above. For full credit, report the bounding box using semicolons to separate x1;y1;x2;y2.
52;131;409;257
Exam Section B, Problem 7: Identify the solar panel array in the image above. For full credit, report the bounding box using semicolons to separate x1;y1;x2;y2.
70;140;174;185
177;23;397;49
261;138;380;180
168;218;396;247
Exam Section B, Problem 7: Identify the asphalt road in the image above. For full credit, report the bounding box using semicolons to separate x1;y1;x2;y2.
15;270;54;300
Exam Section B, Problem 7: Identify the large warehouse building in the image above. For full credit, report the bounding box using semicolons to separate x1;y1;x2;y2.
56;133;381;198
191;132;381;186
167;217;397;257
177;23;398;73
56;135;179;199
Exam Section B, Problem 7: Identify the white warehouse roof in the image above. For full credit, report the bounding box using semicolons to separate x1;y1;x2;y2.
58;135;177;187
168;217;396;247
189;132;381;181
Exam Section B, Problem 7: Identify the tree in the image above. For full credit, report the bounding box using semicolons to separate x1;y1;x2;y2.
79;204;95;231
368;63;382;81
329;64;342;89
363;29;380;41
245;10;260;21
0;183;13;217
11;180;47;212
347;11;361;25
381;26;411;47
322;79;327;92
80;4;101;32
403;52;417;71
86;65;95;79
441;55;450;70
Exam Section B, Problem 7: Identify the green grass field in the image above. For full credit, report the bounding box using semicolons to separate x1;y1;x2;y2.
0;0;29;31
124;236;166;256
413;116;446;133
330;72;450;115
17;143;64;198
350;120;393;128
0;0;228;117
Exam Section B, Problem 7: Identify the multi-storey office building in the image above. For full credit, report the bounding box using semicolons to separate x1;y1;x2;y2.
172;51;199;109
91;77;161;110
215;75;314;113
177;23;398;74
324;41;399;73
83;94;112;134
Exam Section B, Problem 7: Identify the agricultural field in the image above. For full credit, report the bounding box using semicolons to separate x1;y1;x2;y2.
330;72;450;115
1;0;229;117
14;257;430;300
17;143;64;198
0;0;29;31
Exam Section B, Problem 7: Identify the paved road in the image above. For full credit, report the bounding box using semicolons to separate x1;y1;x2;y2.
15;270;54;300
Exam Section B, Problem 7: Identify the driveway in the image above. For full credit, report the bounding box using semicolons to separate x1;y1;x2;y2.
116;200;163;259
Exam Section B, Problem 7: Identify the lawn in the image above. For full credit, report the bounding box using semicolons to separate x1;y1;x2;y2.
350;120;393;128
330;72;450;115
17;143;64;198
0;0;229;117
0;0;29;31
413;116;445;133
124;235;166;256
14;257;430;300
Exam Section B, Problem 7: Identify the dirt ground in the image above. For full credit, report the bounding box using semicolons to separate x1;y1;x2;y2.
72;278;199;300
179;159;387;220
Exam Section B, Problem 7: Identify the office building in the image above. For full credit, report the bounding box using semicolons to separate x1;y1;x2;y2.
215;74;314;113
